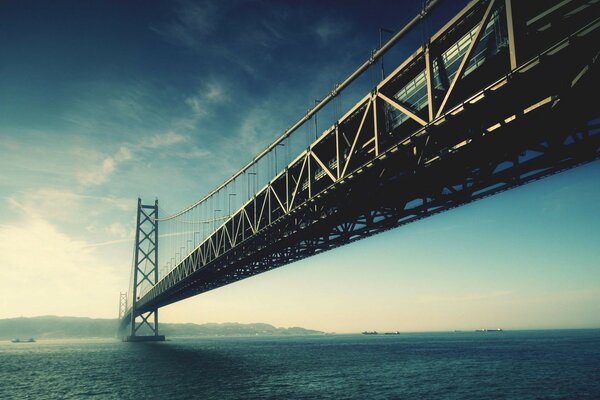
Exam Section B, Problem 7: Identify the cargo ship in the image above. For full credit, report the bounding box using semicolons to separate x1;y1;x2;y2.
11;338;35;343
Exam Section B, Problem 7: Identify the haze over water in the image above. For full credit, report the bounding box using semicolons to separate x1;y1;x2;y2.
1;330;599;399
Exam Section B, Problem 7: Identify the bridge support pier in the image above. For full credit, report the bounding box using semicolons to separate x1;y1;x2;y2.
123;198;165;342
123;334;165;342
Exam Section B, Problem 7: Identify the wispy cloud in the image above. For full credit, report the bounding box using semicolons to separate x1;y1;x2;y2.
77;146;132;186
185;79;229;118
0;135;20;150
105;222;130;239
83;237;133;248
144;131;188;149
6;188;133;223
76;129;204;186
236;104;280;156
178;146;211;159
63;81;166;135
149;0;219;48
314;19;350;44
3;188;136;277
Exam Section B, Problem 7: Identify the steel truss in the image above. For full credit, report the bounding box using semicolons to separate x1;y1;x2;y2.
118;292;127;320
126;0;599;316
122;199;165;340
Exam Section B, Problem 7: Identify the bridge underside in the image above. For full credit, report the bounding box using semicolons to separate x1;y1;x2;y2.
125;0;600;321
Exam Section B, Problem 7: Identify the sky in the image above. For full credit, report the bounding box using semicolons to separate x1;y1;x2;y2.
0;0;598;333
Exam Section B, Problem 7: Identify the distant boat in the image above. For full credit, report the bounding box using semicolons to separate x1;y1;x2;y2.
362;331;378;335
384;331;401;335
475;329;503;332
11;338;35;343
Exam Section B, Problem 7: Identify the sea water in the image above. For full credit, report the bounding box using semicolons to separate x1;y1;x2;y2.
0;330;598;399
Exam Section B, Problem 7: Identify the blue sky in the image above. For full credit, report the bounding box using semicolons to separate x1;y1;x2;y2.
0;0;598;332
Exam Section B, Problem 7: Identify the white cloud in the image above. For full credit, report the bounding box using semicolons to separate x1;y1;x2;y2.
314;19;349;44
106;222;130;239
109;92;149;123
144;131;188;149
63;82;164;135
186;98;205;117
235;102;285;157
115;146;132;162
0;215;122;318
8;189;80;221
77;165;107;186
84;237;133;248
76;130;191;186
0;135;20;150
7;188;134;231
77;145;133;186
204;81;226;102
179;146;211;159
185;80;228;118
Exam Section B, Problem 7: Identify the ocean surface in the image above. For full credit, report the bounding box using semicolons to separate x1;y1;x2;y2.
0;330;599;399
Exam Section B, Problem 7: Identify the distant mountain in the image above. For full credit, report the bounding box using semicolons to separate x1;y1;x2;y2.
0;316;322;340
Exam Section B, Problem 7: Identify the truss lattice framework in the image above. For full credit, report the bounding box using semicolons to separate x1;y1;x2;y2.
124;0;599;318
127;199;161;337
118;292;127;320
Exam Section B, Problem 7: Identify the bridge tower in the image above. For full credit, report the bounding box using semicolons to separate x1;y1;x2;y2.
118;292;127;320
123;198;165;342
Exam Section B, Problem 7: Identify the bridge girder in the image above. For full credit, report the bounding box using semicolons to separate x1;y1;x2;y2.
122;0;600;317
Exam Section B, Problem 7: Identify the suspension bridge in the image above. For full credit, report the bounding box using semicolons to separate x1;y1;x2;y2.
117;0;600;341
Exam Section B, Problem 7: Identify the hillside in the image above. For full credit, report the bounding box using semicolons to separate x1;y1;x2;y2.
0;316;322;339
